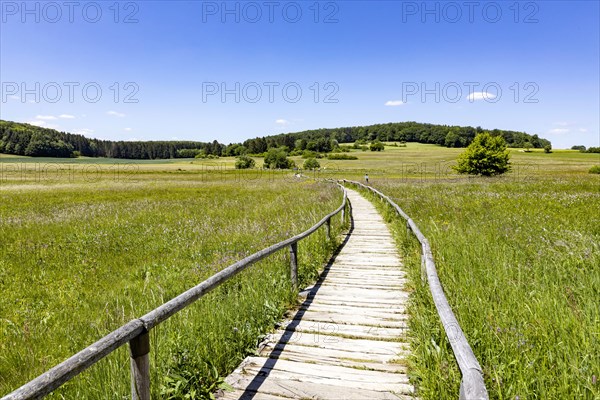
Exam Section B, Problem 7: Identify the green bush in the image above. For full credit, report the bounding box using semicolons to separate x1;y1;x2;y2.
370;141;385;151
571;145;586;152
327;153;358;160
263;147;294;169
301;150;319;159
303;157;320;170
453;132;510;176
586;147;600;153
589;165;600;174
544;144;552;153
234;155;256;169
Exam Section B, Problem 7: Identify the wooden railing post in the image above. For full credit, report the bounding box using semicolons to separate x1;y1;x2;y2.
129;331;150;400
325;217;331;239
289;242;298;291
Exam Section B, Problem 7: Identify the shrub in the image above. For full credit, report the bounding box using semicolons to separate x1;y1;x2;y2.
263;147;294;169
234;155;256;169
571;145;586;152
544;144;552;153
453;132;510;176
589;166;600;174
303;157;320;170
370;141;385;151
301;150;319;159
327;153;358;160
523;142;533;152
586;147;600;153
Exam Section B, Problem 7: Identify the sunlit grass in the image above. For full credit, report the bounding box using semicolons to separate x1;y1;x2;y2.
364;175;599;399
0;170;344;397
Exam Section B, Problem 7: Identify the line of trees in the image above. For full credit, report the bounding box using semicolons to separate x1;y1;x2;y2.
0;120;226;159
243;122;551;153
1;119;552;159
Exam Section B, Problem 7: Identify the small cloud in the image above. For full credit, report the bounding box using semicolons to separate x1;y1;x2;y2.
124;127;132;132
548;128;569;134
28;120;46;126
385;100;405;106
107;110;126;117
467;92;496;101
579;128;588;133
36;115;57;120
275;119;289;126
59;114;75;119
73;128;95;135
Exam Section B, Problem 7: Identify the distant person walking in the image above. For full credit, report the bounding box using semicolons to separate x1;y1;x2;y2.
365;173;369;184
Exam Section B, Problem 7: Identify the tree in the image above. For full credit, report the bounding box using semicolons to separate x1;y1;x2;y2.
523;142;533;152
235;155;256;169
263;147;294;169
544;144;552;153
303;157;320;170
453;132;510;176
370;141;385;151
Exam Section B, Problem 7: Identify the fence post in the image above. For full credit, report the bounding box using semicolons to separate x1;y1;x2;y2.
289;242;298;291
325;217;331;239
129;331;150;400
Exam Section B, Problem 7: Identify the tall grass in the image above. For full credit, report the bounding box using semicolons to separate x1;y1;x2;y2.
366;175;599;399
0;173;345;397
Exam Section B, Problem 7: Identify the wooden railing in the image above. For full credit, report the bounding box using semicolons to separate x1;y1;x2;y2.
342;180;489;400
2;185;348;400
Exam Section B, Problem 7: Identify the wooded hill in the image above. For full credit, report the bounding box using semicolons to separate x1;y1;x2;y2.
0;119;551;159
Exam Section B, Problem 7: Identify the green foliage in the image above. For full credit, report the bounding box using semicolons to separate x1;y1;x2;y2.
571;145;586;151
589;165;600;174
453;132;510;176
303;157;320;170
234;155;255;169
544;144;552;153
177;148;204;158
586;147;600;153
370;141;385;151
263;147;294;169
523;142;533;152
301;150;320;159
327;153;358;160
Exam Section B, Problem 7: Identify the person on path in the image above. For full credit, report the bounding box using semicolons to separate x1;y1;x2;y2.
365;173;369;184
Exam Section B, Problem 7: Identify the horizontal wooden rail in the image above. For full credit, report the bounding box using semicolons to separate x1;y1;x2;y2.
3;184;348;400
342;180;488;400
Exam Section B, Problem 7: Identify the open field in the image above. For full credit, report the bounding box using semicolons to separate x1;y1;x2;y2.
0;167;344;397
1;144;599;399
361;172;599;398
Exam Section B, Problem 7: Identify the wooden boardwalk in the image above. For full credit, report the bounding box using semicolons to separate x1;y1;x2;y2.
221;189;416;400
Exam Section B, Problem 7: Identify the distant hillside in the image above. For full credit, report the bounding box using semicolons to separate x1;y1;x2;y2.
242;122;551;153
0;119;550;159
0;120;224;159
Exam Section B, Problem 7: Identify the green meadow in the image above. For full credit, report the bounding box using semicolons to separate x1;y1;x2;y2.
0;165;345;398
1;144;599;398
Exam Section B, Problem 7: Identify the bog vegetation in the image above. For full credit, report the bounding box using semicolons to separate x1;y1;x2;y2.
0;169;344;398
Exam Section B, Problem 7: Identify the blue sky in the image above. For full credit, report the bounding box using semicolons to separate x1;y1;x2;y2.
1;0;599;148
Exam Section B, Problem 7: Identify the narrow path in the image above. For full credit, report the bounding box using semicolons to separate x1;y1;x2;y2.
221;188;416;400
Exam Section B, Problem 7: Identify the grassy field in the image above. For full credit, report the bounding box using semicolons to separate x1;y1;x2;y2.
0;164;345;397
355;154;599;399
1;144;598;399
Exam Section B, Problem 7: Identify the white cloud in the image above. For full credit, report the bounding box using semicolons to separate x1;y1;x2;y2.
384;100;405;106
275;119;289;126
548;128;569;134
27;120;46;126
107;110;126;117
35;115;57;120
59;114;75;119
124;127;132;132
72;128;95;135
467;92;496;101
